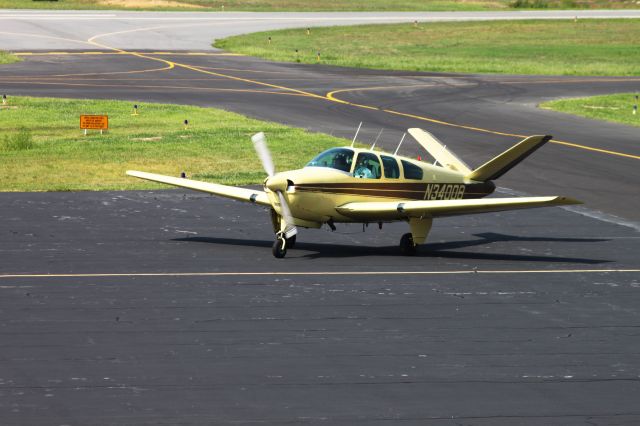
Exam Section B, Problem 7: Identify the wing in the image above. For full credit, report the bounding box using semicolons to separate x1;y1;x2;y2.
335;196;581;221
126;170;271;207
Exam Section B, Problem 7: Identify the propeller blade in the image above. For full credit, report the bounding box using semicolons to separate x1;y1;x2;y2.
251;132;275;177
252;132;296;239
277;191;297;239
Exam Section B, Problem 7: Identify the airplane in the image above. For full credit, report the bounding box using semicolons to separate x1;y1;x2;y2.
126;128;581;258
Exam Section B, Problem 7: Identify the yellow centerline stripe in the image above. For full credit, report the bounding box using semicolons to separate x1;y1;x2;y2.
1;269;638;279
86;28;323;100
0;79;310;97
327;87;640;161
175;63;326;100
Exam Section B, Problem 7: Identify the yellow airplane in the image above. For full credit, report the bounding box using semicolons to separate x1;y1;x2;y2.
127;128;580;258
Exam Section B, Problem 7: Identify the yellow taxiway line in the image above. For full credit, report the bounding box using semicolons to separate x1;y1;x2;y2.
0;79;311;97
0;269;638;279
327;87;640;161
7;25;640;162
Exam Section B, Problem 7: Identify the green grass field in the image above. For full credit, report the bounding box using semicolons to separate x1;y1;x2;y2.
540;93;640;127
0;0;635;11
0;51;20;65
215;19;640;76
0;97;344;191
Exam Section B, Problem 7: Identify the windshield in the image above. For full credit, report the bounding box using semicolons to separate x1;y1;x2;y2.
305;148;354;173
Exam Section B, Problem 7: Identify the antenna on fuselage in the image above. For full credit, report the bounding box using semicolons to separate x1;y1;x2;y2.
370;128;383;150
393;132;406;155
350;122;362;147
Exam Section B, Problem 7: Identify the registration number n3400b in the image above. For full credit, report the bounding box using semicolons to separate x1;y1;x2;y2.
424;184;465;200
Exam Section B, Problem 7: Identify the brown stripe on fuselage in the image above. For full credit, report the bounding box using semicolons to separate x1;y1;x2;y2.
295;182;495;200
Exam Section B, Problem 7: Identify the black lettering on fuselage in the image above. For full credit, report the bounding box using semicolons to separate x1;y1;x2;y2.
424;184;465;200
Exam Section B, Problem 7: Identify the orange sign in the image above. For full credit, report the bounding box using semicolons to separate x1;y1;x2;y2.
80;115;108;130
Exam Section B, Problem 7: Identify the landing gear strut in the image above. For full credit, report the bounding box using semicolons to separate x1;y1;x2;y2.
400;233;417;256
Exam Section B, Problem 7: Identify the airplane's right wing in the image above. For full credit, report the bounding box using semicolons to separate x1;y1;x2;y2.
336;196;581;221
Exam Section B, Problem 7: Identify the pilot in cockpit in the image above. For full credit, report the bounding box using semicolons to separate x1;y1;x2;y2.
354;157;373;179
332;153;350;172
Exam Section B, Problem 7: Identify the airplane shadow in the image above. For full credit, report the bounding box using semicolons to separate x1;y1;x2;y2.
173;232;611;264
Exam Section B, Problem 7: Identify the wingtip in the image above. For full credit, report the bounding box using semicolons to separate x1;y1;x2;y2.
557;196;582;205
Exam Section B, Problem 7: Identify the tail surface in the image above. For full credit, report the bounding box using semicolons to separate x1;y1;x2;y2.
466;135;552;182
408;128;472;174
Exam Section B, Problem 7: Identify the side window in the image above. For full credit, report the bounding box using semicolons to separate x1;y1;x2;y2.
401;160;424;180
353;153;382;179
380;155;400;179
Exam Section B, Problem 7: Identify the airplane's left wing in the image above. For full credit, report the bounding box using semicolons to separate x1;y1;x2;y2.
336;196;581;221
126;170;271;206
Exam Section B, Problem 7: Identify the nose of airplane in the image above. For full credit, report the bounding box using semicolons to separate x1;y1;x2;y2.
265;174;288;192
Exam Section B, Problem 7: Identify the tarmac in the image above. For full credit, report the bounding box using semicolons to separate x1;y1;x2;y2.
1;190;639;425
0;10;639;425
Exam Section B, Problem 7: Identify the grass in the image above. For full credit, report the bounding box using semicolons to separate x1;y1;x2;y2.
1;0;637;11
215;19;640;76
540;93;640;127
0;97;344;191
0;51;20;65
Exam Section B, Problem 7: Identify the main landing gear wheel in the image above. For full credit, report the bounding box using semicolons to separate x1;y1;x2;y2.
400;233;417;256
272;237;287;258
285;234;296;249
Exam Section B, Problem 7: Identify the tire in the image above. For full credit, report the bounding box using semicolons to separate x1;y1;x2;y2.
272;238;287;258
400;233;417;256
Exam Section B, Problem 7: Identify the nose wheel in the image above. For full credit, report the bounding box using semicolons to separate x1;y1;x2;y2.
272;232;296;258
272;236;287;258
400;233;417;256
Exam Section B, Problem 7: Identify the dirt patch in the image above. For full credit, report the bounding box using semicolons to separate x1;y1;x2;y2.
99;0;206;9
132;136;163;141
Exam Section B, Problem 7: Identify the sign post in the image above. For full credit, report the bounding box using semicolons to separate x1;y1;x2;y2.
80;115;108;136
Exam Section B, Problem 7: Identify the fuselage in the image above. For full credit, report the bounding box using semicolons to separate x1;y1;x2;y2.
265;147;495;227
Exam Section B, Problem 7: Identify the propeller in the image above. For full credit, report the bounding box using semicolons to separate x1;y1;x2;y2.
251;132;275;178
251;132;297;239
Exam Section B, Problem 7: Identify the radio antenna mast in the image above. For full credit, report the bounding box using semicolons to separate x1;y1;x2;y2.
370;128;383;150
350;122;362;147
393;132;406;155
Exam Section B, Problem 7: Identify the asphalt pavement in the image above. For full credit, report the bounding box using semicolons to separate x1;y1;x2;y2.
1;190;639;425
0;10;639;425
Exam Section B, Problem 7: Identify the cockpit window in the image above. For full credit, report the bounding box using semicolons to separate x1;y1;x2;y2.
353;152;382;179
305;148;354;173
